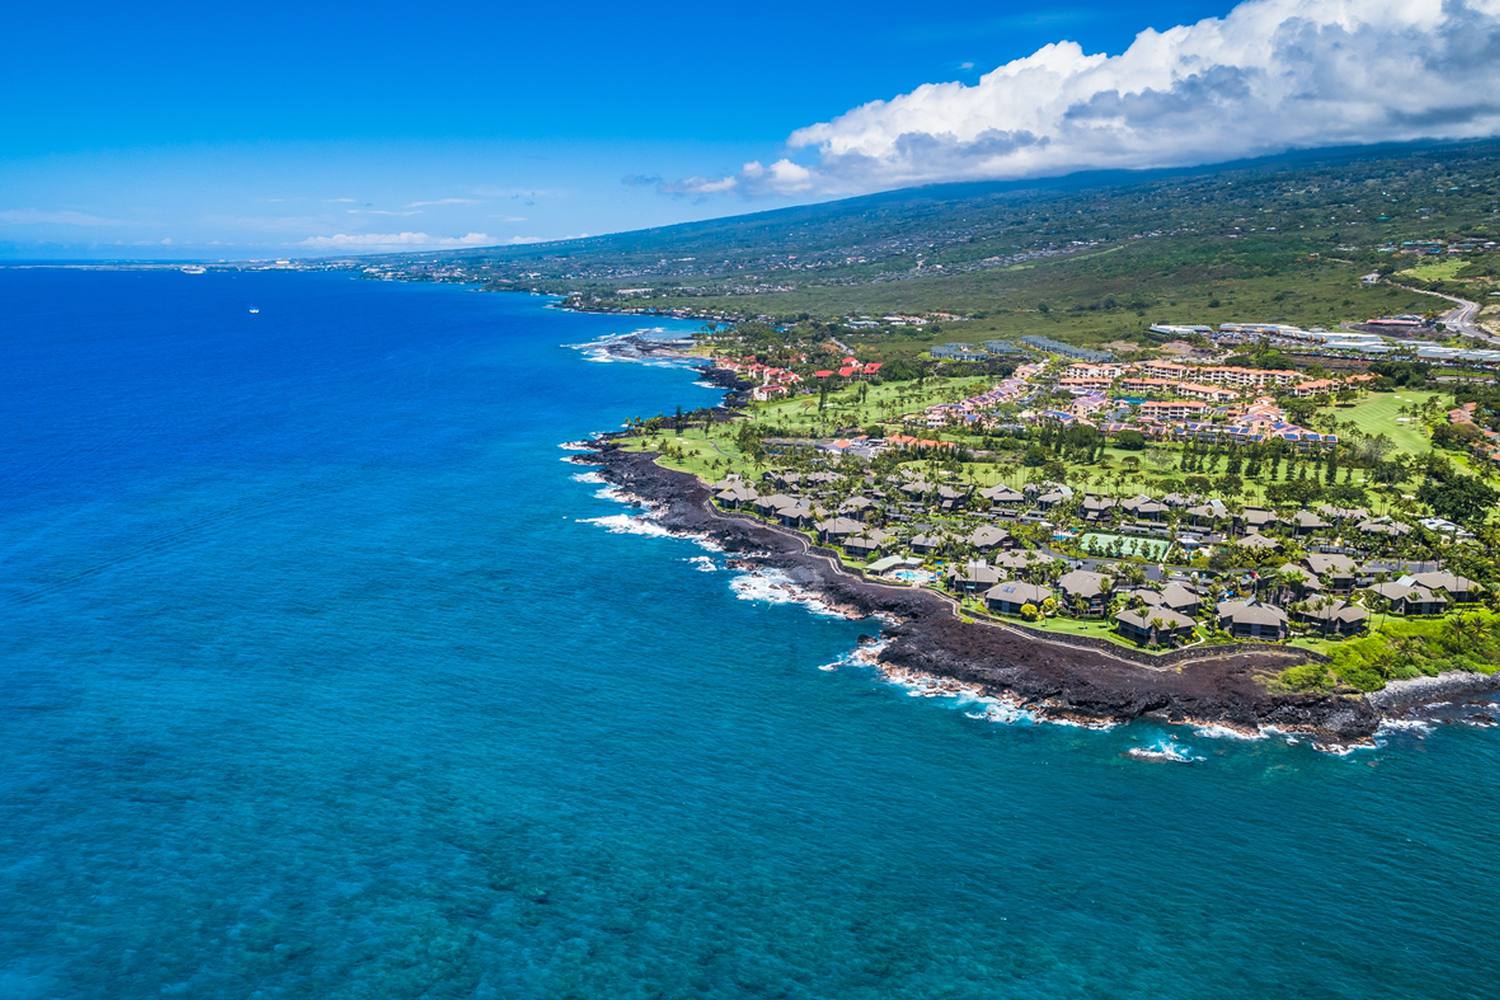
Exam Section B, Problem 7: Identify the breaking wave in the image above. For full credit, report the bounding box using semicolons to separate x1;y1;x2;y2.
1126;739;1203;763
575;513;680;539
564;330;704;369
728;567;855;618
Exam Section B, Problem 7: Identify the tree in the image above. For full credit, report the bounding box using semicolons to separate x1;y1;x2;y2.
1419;473;1497;529
1020;602;1040;622
1148;616;1167;647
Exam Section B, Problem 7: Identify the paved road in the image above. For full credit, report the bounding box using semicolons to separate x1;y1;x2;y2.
1387;281;1498;344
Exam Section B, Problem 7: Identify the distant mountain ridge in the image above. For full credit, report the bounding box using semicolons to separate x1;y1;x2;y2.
367;139;1500;342
420;139;1497;263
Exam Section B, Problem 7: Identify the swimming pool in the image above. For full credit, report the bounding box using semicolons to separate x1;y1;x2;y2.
890;568;938;584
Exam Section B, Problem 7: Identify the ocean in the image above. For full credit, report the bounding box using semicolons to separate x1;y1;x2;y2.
1;268;1497;998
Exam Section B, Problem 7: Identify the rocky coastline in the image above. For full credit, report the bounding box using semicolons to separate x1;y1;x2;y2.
581;443;1500;743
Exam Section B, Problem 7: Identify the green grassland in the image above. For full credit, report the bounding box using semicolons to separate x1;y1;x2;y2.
619;426;768;483
1277;609;1500;692
646;240;1440;353
1398;258;1468;283
625;377;1458;516
383;140;1500;358
1337;390;1446;454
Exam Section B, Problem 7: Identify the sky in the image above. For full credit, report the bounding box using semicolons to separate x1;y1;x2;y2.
4;0;1499;259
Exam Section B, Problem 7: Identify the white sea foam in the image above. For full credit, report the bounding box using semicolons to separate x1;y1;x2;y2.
817;641;888;673
564;331;704;370
1041;714;1119;731
571;471;605;485
1376;718;1434;737
590;483;659;510
685;555;718;573
1311;740;1376;756
1126;739;1203;763
874;661;1048;725
1192;723;1266;741
558;440;593;452
727;567;854;618
966;699;1037;726
576;513;679;539
578;476;728;559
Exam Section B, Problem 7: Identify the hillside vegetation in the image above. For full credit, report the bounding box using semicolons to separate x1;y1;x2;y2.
370;140;1500;348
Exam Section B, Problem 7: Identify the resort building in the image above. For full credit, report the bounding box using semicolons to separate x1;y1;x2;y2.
948;561;1005;595
1056;570;1113;617
1217;599;1290;640
984;581;1053;615
1115;606;1196;647
1291;599;1369;636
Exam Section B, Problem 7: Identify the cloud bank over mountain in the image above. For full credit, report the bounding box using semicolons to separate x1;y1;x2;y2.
701;0;1500;196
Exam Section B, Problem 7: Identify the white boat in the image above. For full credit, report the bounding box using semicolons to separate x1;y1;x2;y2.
180;265;206;275
247;307;260;315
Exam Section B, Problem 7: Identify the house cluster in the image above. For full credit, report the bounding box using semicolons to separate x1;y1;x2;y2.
918;354;1353;448
921;362;1046;428
713;357;804;401
1447;401;1500;466
1143;396;1340;449
1380;237;1497;256
811;356;883;381
708;468;1485;650
1131;360;1376;398
1150;318;1500;369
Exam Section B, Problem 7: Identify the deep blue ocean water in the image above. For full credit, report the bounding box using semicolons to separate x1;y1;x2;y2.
2;268;1498;999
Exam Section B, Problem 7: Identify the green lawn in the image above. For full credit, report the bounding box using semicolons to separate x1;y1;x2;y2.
1399;258;1467;283
1278;608;1500;692
1079;532;1171;560
751;376;992;435
620;427;770;482
1337;391;1443;456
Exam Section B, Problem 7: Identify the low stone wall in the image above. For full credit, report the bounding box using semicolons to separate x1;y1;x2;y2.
838;562;1327;670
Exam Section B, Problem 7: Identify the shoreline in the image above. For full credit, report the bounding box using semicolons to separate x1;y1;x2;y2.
567;309;1500;745
583;445;1396;740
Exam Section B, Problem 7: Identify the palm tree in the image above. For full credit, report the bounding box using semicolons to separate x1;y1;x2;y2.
1149;615;1167;648
1278;568;1307;604
1443;611;1485;650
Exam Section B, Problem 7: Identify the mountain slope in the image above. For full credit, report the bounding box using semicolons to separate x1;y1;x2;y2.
372;140;1500;344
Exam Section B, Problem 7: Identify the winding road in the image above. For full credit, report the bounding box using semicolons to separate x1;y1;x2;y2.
1387;280;1498;344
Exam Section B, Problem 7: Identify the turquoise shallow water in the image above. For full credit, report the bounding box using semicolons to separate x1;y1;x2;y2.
2;269;1498;998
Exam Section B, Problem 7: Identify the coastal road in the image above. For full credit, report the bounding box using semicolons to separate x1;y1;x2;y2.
1386;280;1498;344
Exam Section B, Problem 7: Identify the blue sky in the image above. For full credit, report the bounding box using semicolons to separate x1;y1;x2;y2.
5;0;1497;259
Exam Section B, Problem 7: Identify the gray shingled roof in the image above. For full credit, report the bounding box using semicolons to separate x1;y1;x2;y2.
984;581;1052;605
1116;606;1195;631
1216;599;1289;627
1057;569;1112;599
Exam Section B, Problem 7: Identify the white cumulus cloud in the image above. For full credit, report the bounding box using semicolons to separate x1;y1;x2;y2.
661;158;819;198
296;231;496;250
686;0;1500;195
662;174;742;196
742;159;815;192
